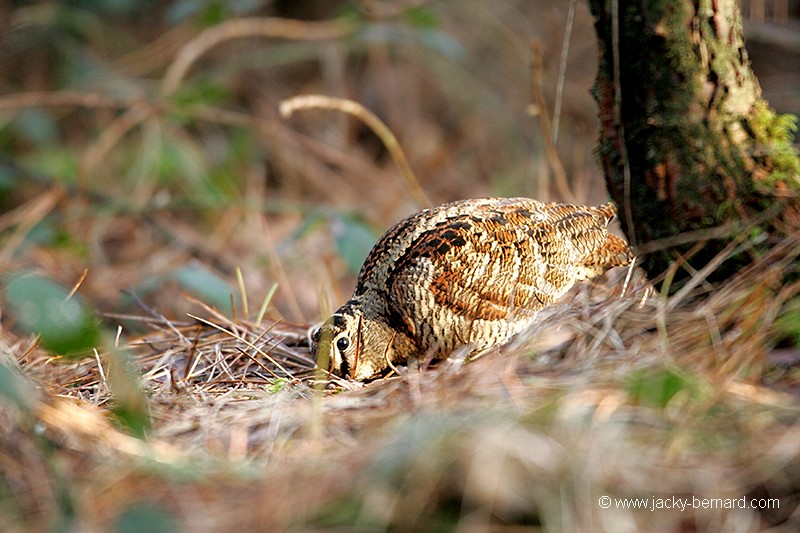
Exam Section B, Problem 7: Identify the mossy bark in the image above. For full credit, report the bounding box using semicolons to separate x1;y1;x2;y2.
588;0;799;289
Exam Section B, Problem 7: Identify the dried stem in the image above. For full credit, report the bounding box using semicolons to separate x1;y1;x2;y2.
161;17;354;97
530;41;575;203
280;94;431;209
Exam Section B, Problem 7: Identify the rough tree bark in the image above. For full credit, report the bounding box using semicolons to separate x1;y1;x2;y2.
588;0;799;289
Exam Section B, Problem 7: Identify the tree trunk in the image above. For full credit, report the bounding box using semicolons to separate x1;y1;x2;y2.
588;0;799;290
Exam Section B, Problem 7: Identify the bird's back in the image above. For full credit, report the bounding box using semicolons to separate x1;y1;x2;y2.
348;198;632;354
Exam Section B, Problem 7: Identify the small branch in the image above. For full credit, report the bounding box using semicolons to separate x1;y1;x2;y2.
530;41;574;203
161;17;354;97
0;186;65;267
280;94;430;209
187;313;294;378
0;90;257;190
78;102;154;190
0;90;254;130
0;91;148;111
552;0;577;146
634;200;785;256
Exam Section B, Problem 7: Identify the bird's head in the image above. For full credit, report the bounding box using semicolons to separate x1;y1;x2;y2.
311;303;415;381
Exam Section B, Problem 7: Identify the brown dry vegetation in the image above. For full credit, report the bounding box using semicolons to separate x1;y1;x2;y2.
1;1;799;532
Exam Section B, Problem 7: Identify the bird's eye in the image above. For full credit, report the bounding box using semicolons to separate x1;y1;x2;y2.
336;337;350;353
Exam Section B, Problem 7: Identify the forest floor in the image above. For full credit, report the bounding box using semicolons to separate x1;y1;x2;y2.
3;233;799;531
1;2;799;531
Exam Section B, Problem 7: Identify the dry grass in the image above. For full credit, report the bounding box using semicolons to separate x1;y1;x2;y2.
1;2;799;532
1;232;797;532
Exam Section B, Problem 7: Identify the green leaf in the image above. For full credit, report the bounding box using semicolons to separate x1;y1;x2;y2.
3;273;100;357
173;262;237;312
15;108;58;145
106;344;151;439
774;297;800;346
0;362;39;412
167;0;262;24
18;146;79;184
624;367;694;408
200;1;227;26
331;214;378;277
284;212;326;245
335;4;366;24
404;6;439;28
265;377;290;394
111;402;151;440
171;81;230;109
115;502;179;533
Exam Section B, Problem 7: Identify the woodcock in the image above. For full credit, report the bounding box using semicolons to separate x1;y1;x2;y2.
312;198;632;381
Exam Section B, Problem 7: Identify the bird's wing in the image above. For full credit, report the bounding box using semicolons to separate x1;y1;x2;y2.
385;199;619;326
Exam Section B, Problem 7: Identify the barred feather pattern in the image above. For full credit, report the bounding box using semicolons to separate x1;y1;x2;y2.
313;198;632;381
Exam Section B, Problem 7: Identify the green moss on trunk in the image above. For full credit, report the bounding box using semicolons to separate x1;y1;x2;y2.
588;0;799;289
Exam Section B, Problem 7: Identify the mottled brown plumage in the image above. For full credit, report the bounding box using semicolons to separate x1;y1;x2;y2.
312;198;632;381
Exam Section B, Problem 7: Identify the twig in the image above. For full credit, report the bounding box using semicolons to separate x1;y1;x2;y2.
552;0;577;145
0;186;65;267
161;17;354;97
634;200;785;256
0;89;254;130
611;0;637;246
530;41;574;203
78;102;154;190
256;283;279;328
65;268;89;302
280;94;430;209
621;256;636;297
0;91;147;111
113;23;195;77
187;313;294;378
235;347;281;380
236;266;249;318
666;234;754;312
121;289;189;344
93;348;108;393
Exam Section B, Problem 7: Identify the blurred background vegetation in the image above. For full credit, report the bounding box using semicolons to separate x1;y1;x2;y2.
0;0;797;324
1;1;799;531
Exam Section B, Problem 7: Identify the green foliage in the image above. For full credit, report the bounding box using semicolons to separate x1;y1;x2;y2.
774;297;800;346
121;263;239;318
69;0;146;17
111;401;151;440
750;100;798;142
105;344;152;438
115;502;179;533
264;377;290;393
0;362;39;412
624;366;698;409
748;101;800;190
17;146;80;185
3;272;151;437
0;163;20;191
13;109;59;145
331;213;379;277
307;495;368;530
335;4;366;24
167;0;265;26
3;273;101;357
404;6;440;29
170;81;232;112
288;210;379;277
0;163;22;213
173;262;238;313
